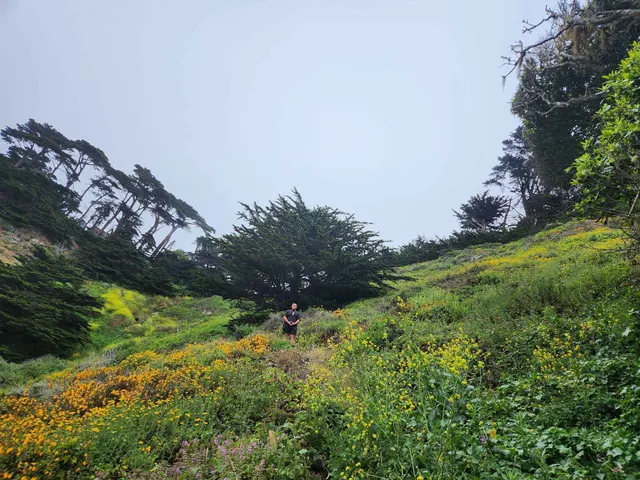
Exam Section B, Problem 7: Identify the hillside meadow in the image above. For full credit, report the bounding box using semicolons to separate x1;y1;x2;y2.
1;220;640;479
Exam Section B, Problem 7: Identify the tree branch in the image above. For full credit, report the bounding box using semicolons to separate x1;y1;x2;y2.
504;7;640;83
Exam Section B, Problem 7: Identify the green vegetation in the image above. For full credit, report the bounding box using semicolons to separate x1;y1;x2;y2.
574;41;640;243
215;190;396;309
0;247;102;362
0;286;236;389
2;221;639;479
5;2;640;478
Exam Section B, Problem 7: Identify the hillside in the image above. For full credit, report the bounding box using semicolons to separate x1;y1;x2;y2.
1;220;639;479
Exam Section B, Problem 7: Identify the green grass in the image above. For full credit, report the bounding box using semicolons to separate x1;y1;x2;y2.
2;220;640;479
0;285;239;389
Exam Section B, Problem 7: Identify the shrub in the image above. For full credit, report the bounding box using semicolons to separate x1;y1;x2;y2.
0;246;102;361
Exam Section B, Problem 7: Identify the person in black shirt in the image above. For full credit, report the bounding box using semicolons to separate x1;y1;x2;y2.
282;303;301;346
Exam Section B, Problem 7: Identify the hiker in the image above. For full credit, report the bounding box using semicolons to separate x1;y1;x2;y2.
282;303;301;346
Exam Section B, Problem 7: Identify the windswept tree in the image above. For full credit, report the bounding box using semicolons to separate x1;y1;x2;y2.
1;119;72;176
485;126;541;215
215;190;395;308
97;165;164;236
150;197;213;258
454;191;510;232
484;126;567;224
64;140;110;190
75;171;121;224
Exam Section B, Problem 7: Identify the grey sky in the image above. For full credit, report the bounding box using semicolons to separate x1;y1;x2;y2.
0;0;549;249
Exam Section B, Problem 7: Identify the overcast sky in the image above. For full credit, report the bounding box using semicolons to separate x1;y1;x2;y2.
0;0;549;249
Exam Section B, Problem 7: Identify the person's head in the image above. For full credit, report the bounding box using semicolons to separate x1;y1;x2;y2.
291;303;297;310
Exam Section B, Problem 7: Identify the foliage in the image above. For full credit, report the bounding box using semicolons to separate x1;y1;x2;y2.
75;234;175;295
0;334;310;479
1;220;637;479
485;126;571;225
0;155;80;243
215;189;397;309
295;221;638;479
573;42;640;244
0;247;102;361
392;225;543;267
508;0;640;190
454;191;510;232
153;248;230;297
1;120;220;297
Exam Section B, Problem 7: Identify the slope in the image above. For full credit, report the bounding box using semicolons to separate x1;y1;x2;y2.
1;220;639;479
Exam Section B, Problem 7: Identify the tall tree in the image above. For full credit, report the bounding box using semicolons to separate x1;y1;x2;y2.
64;140;110;190
97;165;161;235
75;173;120;223
215;190;395;308
505;0;640;189
151;197;213;258
1;119;72;176
485;126;542;217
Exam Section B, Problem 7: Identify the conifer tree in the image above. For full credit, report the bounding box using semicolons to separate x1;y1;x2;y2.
0;247;102;362
215;190;395;308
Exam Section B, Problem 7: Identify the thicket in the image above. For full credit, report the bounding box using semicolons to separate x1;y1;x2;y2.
0;246;102;362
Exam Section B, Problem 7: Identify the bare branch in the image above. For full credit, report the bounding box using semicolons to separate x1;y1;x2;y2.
522;12;557;34
513;83;604;115
502;24;573;82
504;6;640;82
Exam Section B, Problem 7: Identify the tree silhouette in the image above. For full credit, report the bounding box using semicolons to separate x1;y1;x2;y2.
454;191;510;232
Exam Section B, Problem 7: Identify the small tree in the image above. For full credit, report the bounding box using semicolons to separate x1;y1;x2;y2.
485;127;542;215
454;191;510;232
216;190;395;308
394;235;441;266
573;42;640;242
0;247;102;361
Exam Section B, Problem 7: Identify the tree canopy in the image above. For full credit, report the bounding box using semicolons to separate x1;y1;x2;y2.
454;191;510;232
506;0;640;190
215;190;396;309
0;247;102;361
573;42;640;240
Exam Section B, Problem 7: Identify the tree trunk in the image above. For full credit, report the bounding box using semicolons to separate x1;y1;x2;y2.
151;225;179;258
77;191;111;222
66;161;87;189
501;199;512;230
98;194;132;234
77;182;95;204
50;159;63;177
136;213;161;248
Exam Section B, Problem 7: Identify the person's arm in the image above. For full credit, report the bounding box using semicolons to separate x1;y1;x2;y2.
282;312;291;325
291;313;301;326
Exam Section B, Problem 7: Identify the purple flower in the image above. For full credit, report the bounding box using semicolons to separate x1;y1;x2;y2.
479;434;487;446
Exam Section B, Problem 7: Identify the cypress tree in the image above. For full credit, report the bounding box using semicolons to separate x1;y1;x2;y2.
0;246;102;362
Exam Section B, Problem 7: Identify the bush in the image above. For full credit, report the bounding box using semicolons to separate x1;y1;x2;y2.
0;246;102;361
0;355;69;389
